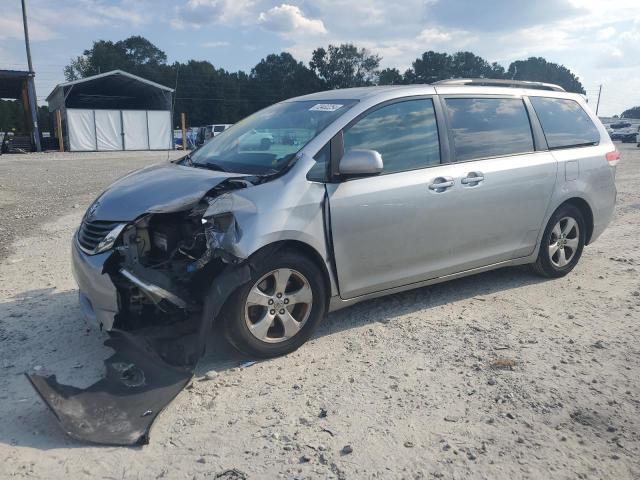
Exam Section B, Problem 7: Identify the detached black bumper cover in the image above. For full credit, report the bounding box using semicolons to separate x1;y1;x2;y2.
26;330;192;445
25;264;251;446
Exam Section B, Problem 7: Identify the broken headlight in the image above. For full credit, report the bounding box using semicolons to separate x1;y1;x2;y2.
95;223;127;254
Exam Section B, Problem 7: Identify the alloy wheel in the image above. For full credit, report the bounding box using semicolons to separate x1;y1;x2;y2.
244;268;313;343
548;216;580;268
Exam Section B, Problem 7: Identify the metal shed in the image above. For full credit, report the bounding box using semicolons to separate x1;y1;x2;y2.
47;70;174;152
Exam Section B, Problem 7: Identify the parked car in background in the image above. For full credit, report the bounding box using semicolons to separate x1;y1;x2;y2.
238;130;274;151
610;121;632;129
205;124;233;142
72;79;617;358
195;124;233;147
620;126;640;143
609;121;633;141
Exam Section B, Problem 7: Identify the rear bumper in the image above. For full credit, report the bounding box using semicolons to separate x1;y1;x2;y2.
590;183;617;245
71;233;118;330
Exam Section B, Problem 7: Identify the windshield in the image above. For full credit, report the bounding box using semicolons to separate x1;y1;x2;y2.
189;100;357;175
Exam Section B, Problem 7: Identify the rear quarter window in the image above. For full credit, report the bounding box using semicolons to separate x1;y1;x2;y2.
444;98;534;162
529;97;600;149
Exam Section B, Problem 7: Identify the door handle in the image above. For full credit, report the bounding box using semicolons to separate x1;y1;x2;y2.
461;171;484;185
428;176;454;191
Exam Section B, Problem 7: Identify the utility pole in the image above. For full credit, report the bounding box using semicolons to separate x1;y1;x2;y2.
21;0;34;72
21;0;42;151
181;113;187;150
595;84;602;116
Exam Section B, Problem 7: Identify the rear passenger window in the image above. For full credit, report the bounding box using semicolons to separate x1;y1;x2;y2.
529;97;600;149
444;98;534;162
343;99;440;174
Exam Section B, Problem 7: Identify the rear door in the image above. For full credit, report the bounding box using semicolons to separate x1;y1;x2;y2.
426;96;557;275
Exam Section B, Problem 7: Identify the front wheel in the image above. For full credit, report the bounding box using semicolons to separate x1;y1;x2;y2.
220;251;326;358
530;204;586;278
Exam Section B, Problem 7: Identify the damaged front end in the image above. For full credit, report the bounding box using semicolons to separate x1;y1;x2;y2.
27;174;261;446
95;175;257;333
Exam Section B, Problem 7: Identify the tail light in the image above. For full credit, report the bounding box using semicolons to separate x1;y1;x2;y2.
606;150;620;166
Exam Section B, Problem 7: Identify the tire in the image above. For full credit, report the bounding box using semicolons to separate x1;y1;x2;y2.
219;250;326;358
530;204;586;278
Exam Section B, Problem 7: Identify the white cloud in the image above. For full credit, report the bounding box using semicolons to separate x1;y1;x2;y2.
258;4;327;37
201;41;231;47
417;28;453;43
174;0;254;28
75;0;149;26
597;26;616;41
0;0;152;43
0;13;56;41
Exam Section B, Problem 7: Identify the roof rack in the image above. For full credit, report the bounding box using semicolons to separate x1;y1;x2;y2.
432;78;565;92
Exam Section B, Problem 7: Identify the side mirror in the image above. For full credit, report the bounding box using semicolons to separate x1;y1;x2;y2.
339;149;383;176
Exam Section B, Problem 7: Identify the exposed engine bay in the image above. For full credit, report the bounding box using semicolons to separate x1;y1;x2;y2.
108;176;257;332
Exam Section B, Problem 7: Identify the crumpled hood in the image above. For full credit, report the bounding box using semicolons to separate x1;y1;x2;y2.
87;162;248;221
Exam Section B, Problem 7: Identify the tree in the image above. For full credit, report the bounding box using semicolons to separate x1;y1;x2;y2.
450;51;505;79
119;36;167;66
507;57;585;94
405;51;505;84
378;68;404;85
310;43;381;89
621;106;640;119
250;53;323;103
407;51;452;83
64;36;169;81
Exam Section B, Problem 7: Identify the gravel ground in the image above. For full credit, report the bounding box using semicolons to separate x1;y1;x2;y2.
1;145;639;479
0;150;184;261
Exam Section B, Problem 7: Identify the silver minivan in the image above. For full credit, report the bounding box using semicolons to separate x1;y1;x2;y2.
72;79;618;357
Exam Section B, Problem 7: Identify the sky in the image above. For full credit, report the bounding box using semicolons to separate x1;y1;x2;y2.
1;0;639;116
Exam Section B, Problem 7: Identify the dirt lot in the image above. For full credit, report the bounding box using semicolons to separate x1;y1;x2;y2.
1;146;639;479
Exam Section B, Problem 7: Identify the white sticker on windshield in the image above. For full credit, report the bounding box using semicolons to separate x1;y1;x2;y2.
309;103;344;112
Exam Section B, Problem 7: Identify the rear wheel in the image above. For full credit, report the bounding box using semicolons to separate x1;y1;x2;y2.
220;251;326;358
530;204;585;278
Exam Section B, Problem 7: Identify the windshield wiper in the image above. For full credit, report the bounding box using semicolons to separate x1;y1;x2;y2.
195;161;227;172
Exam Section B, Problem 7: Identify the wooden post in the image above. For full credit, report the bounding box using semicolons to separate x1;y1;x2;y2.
55;110;64;152
181;112;187;150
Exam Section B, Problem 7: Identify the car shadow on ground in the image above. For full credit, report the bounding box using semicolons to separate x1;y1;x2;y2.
200;265;545;369
0;265;545;450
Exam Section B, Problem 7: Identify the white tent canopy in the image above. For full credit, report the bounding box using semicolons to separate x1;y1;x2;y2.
47;70;174;152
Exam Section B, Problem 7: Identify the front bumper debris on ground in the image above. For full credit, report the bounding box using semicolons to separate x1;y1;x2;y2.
26;265;251;446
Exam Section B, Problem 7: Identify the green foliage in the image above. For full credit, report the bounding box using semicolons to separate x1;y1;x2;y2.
378;68;405;85
64;36;168;81
0;99;26;132
250;52;323;102
0;100;49;133
310;44;381;89
621;106;640;119
507;57;585;94
405;51;505;83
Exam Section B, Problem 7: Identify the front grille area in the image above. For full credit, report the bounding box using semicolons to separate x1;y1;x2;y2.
77;220;122;253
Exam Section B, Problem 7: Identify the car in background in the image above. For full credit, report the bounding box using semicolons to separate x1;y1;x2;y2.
195;124;233;147
609;121;633;141
238;129;274;151
620;126;640;143
205;124;233;142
